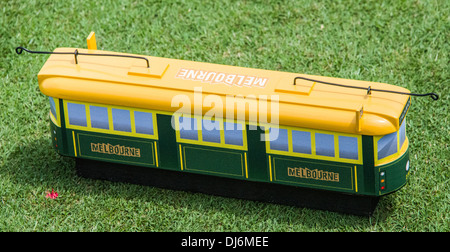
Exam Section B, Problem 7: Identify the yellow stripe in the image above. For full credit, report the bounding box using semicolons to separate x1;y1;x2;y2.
154;141;159;167
287;129;293;153
354;166;358;192
269;155;273;181
50;97;61;127
49;111;58;126
179;144;183;170
107;107;114;131
85;105;91;129
244;152;248;178
334;135;339;159
130;109;136;133
311;131;316;155
72;131;77;157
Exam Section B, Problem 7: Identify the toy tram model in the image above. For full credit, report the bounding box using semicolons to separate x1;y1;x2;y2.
17;32;438;215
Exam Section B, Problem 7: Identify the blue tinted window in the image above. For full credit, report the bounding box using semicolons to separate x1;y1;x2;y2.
202;119;220;143
292;130;311;154
315;133;334;157
399;121;406;148
378;132;397;160
67;103;87;127
224;122;243;146
269;128;288;151
134;111;154;135
338;136;358;160
112;108;131;132
179;117;198;140
90;106;109;130
49;97;57;119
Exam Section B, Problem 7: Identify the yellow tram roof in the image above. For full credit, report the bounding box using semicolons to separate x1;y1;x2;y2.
37;48;411;136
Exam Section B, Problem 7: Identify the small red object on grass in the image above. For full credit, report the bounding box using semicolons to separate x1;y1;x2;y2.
45;188;58;199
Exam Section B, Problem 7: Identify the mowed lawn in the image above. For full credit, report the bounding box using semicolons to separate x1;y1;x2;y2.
0;0;448;232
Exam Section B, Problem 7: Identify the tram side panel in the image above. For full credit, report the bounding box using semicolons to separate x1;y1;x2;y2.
52;98;161;169
50;97;408;197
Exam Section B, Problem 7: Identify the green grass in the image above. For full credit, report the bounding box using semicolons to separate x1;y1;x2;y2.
1;0;448;232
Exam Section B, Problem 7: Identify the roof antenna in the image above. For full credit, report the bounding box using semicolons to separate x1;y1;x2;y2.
293;76;438;100
15;46;150;68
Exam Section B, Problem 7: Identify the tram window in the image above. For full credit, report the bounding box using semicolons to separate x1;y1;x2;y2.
202;119;221;143
112;108;131;132
338;136;358;160
49;97;57;119
292;130;311;154
134;111;154;135
179;116;198;140
399;121;406;148
378;132;397;160
269;128;288;151
67;102;87;127
315;133;335;157
224;122;243;146
90;106;109;130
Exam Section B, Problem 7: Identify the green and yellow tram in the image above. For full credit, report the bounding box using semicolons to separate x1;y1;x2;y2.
18;33;437;215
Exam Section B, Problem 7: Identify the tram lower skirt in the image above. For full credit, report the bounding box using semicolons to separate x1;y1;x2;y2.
75;158;380;216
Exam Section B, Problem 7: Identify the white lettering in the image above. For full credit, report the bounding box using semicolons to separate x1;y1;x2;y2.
181;236;215;250
175;68;188;78
214;73;226;83
224;74;236;85
171;94;192;129
176;68;269;88
253;77;268;87
243;76;255;86
171;88;279;134
225;236;269;248
235;75;246;86
186;70;198;79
